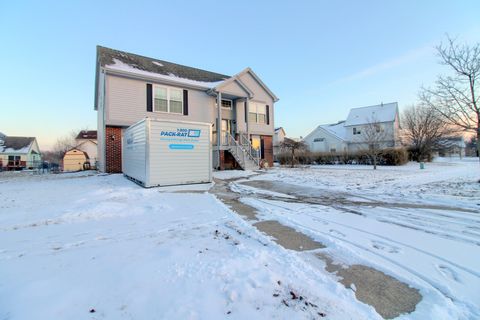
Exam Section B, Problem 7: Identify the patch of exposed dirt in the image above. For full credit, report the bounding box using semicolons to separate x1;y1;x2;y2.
317;253;422;319
254;220;325;251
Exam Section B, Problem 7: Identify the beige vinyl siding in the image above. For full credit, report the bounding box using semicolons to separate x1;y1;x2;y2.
235;100;247;133
219;80;248;97
105;75;216;127
97;70;106;172
237;72;274;136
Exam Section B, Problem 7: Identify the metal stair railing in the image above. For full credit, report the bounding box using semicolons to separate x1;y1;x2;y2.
239;133;260;166
225;132;246;169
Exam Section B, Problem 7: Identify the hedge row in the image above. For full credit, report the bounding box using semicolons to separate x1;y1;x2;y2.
277;148;409;166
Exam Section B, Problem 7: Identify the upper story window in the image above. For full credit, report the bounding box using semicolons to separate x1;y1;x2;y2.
353;127;361;135
221;99;232;109
154;86;183;114
249;102;266;124
313;138;325;142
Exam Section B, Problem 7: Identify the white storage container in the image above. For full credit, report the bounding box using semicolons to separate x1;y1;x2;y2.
122;118;212;187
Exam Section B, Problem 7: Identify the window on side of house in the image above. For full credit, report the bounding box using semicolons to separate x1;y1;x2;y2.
154;86;183;114
313;138;325;142
248;103;257;123
169;88;183;114
353;127;361;135
257;104;266;124
330;148;336;152
154;87;168;112
248;102;267;124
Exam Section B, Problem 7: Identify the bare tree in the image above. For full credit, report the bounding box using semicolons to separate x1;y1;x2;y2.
280;138;307;168
362;117;388;170
50;129;83;163
419;35;480;159
402;104;452;161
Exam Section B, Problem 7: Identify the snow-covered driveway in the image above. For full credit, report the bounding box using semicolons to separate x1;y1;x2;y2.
0;173;379;320
232;158;480;319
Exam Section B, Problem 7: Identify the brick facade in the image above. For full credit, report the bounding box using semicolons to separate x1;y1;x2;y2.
105;126;123;173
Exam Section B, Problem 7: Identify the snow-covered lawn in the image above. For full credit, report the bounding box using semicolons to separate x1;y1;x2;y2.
1;158;478;319
237;158;480;319
0;173;377;320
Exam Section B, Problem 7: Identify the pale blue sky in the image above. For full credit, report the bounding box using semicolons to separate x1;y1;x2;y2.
0;1;479;150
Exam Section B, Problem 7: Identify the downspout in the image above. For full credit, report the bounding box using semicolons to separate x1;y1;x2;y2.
216;91;222;170
245;98;249;138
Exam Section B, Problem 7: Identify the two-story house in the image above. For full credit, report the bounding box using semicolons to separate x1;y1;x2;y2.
94;46;278;173
303;102;400;153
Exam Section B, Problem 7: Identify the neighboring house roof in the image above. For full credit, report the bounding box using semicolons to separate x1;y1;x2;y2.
0;137;35;154
76;130;97;140
275;127;286;135
319;121;347;141
345;102;398;126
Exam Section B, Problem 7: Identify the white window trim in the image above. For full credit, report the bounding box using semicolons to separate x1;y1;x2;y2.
153;85;184;115
220;99;233;110
249;101;267;124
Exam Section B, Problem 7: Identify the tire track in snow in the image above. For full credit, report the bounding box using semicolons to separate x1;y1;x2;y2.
250;200;480;315
250;198;480;279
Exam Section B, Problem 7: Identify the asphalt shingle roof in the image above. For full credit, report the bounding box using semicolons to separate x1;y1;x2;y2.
97;46;230;83
76;130;97;140
0;137;35;153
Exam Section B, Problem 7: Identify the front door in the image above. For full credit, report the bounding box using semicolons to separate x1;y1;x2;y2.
221;119;235;144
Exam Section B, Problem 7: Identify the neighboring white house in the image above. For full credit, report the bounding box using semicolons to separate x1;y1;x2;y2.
303;121;348;153
0;135;41;170
75;130;97;167
273;127;286;159
303;102;400;153
434;136;466;158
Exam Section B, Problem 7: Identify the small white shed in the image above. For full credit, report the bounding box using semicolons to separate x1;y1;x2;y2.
122;118;212;187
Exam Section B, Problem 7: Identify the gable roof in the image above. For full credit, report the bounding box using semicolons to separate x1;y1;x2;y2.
319;121;347;141
98;46;229;86
345;102;398;126
76;130;97;140
211;67;279;102
0;137;35;154
95;46;279;109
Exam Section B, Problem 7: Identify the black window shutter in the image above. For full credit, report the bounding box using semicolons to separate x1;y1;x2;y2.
183;89;189;115
146;84;153;112
266;105;270;125
244;101;247;122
